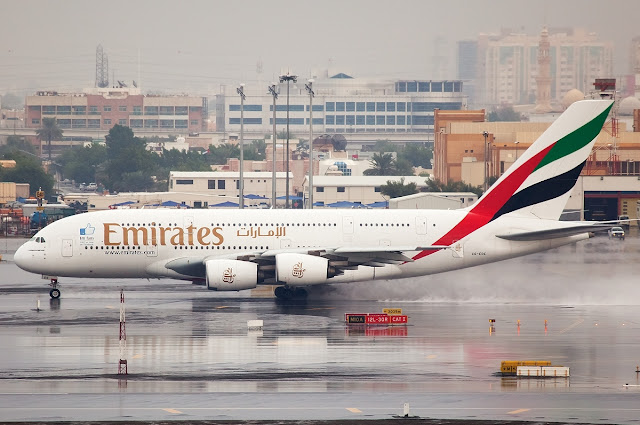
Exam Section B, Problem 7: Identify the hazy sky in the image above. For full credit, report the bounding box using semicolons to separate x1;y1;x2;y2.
1;0;638;95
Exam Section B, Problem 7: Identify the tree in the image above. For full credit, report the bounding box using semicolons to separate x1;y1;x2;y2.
487;106;521;122
399;144;433;168
380;177;418;198
105;125;154;191
424;178;482;197
0;151;54;196
363;152;396;176
58;143;107;184
1;136;36;155
207;143;240;165
36;117;63;160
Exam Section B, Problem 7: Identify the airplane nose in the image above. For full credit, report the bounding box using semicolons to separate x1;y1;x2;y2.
14;244;28;270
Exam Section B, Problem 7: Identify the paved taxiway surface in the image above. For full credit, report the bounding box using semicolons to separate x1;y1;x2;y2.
1;230;640;424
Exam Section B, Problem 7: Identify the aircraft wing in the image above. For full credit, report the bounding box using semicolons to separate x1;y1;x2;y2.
162;245;452;279
496;223;615;241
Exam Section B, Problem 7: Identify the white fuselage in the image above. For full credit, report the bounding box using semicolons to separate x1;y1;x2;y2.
14;208;588;286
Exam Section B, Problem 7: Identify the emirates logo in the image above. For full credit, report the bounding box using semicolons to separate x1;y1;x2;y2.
222;267;236;283
291;262;305;278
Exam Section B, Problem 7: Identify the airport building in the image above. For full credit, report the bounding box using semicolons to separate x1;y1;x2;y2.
168;171;291;204
216;73;467;145
25;87;207;133
434;102;640;221
301;175;430;206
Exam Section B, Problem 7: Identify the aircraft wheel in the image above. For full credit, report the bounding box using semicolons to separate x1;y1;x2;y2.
274;286;290;300
292;287;308;299
49;288;61;299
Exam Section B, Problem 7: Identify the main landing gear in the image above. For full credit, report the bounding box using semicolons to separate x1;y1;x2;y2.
49;278;61;299
274;286;308;301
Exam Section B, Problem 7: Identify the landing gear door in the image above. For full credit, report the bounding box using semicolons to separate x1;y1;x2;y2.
62;239;73;257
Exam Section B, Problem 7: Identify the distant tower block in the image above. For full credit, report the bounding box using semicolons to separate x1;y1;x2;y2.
118;289;127;375
535;27;552;113
96;44;109;88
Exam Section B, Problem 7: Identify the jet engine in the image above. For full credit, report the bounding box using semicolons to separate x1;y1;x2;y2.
275;253;332;286
205;259;258;291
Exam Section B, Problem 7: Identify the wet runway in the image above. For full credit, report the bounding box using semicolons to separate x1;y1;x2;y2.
1;230;640;424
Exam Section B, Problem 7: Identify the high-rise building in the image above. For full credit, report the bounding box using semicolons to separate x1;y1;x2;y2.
460;28;613;107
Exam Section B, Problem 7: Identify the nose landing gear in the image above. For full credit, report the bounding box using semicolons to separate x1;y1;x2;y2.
49;278;61;299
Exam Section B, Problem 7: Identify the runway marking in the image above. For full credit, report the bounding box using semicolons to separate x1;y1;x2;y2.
105;305;114;309
215;306;230;309
558;319;584;334
426;354;437;359
306;307;336;311
162;408;182;414
131;354;143;359
509;408;530;414
346;407;362;413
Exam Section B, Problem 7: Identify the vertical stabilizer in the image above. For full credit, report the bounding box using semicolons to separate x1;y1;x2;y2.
472;100;613;221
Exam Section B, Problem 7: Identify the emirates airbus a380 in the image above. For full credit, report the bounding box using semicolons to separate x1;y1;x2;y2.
15;100;614;300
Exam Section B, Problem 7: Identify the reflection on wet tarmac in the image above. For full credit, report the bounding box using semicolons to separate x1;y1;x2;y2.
1;230;640;423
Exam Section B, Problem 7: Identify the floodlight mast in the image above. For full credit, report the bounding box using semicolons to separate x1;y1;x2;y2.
237;84;246;209
279;73;297;208
305;79;315;209
268;83;278;208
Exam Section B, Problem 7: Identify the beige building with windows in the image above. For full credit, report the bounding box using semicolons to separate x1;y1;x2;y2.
168;171;291;203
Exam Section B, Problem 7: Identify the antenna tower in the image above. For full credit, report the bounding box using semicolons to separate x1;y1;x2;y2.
96;44;109;88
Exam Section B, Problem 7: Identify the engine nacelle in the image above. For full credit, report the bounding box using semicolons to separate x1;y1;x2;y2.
205;259;257;291
276;253;329;286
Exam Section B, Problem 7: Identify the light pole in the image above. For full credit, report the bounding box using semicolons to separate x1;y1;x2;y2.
482;131;489;192
305;79;314;209
268;83;278;208
279;72;297;208
237;83;246;209
514;141;519;163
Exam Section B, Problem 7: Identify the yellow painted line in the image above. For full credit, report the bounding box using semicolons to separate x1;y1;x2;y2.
162;408;182;414
105;305;114;309
346;407;362;413
215;306;230;309
426;354;437;359
508;408;530;414
558;319;584;334
131;354;143;359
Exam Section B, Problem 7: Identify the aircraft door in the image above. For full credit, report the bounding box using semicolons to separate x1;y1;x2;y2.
343;216;354;234
62;239;73;257
415;217;427;235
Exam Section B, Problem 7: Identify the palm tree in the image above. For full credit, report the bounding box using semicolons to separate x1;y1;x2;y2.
36;117;63;161
364;152;396;176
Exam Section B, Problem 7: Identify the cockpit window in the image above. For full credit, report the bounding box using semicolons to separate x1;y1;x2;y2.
29;236;37;242
40;237;45;243
35;237;41;243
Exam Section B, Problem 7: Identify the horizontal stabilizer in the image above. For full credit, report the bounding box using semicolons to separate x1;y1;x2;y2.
496;224;614;241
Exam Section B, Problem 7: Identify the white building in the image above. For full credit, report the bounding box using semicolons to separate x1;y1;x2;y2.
302;175;429;206
216;73;467;145
389;192;478;209
169;171;292;202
